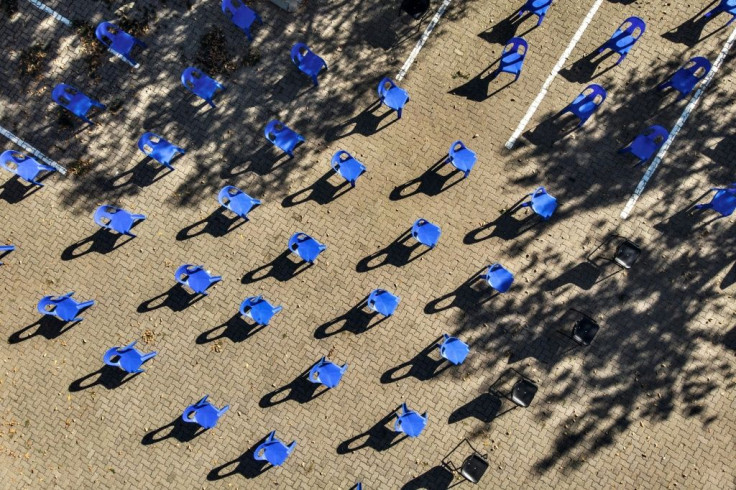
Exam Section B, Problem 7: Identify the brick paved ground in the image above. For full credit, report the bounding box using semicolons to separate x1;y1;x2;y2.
0;0;734;488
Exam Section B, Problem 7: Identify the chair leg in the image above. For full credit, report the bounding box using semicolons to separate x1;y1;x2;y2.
397;108;402;119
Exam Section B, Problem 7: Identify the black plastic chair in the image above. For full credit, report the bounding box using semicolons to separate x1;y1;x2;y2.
491;369;538;408
613;239;641;269
401;0;430;19
558;309;600;347
442;439;489;484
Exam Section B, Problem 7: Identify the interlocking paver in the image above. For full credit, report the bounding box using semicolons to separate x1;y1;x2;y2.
0;0;734;488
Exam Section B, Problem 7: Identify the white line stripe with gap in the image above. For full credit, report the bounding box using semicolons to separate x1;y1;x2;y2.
505;0;604;149
26;0;71;26
396;0;452;81
620;25;736;220
0;125;67;175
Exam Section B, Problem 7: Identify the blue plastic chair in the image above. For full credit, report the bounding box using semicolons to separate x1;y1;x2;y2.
182;395;229;429
516;0;552;26
658;57;711;100
239;295;282;325
0;150;55;186
137;132;186;170
446;141;477;178
495;37;528;81
705;0;736;26
484;263;514;293
367;288;400;317
181;67;225;107
438;333;470;365
175;264;222;295
291;43;328;86
308;357;348;388
520;186;558;219
37;292;95;322
222;0;262;41
394;403;427;438
598;17;646;65
694;184;736;218
51;84;106;124
95;22;146;66
558;84;606;127
103;341;157;374
331;150;366;187
288;232;326;263
254;431;296;466
0;244;14;265
618;125;669;166
218;185;261;220
378;77;410;119
94;205;146;236
265;120;304;157
411;218;441;248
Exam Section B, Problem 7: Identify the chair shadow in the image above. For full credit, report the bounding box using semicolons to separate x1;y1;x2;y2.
325;100;398;142
0;175;43;203
720;261;736;290
176;207;246;241
196;314;267;344
448;392;502;424
61;228;135;260
662;2;722;47
109;156;174;189
654;191;724;239
282;169;351;207
448;64;498;102
259;364;327;408
522;111;585;148
141;416;205;445
242;250;313;284
390;156;464;200
380;336;451;384
207;436;271;481
137;284;205;313
337;408;406;454
424;268;498;314
477;12;536;46
356;228;428;273
314;296;388;339
220;144;292;179
8;316;77;344
69;365;140;392
559;50;617;84
463;198;542;244
401;465;455;490
543;261;603;291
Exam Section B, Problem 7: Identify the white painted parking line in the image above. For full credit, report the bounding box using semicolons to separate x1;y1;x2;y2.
505;0;605;149
26;0;71;26
108;48;140;69
396;0;452;81
620;25;736;220
0;125;67;174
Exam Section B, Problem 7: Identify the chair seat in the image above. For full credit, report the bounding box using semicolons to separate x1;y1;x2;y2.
383;87;409;111
451;148;476;172
669;71;699;95
712;190;736;216
54;300;81;322
511;379;538;407
614;240;641;269
15;160;45;181
118;350;145;372
248;301;277;324
312;363;343;388
297;53;325;77
261;441;289;465
334;158;365;183
187;269;215;292
629;136;661;161
572;317;600;346
460;453;489;483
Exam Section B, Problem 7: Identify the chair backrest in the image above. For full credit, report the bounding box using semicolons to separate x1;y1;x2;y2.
582;84;607;105
449;140;467;156
264;120;285;143
51;84;82;108
684;56;711;78
222;0;247;15
377;77;397;98
175;264;201;285
330;150;352;171
0;150;31;174
93;205;118;228
137;132;165;157
37;295;60;316
95;22;129;48
486;263;514;292
618;16;646;39
291;42;310;65
504;37;528;56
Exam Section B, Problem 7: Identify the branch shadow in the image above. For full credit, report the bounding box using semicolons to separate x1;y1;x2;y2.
137;284;205;313
242;250;313;284
196;313;267;344
176;207;246;241
356;227;428;272
61;228;135;260
207;436;271;481
390;156;463;200
69;365;140;392
8;316;77;343
336;407;406;454
380;336;451;384
282;168;351;207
